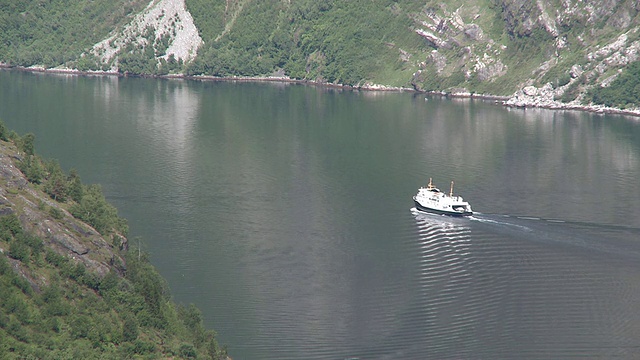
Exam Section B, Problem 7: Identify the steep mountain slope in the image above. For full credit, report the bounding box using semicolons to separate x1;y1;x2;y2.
0;0;149;68
2;0;640;108
0;129;227;359
409;0;640;106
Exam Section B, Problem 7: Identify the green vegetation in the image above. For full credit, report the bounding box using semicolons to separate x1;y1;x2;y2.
0;233;226;359
0;0;424;84
589;61;640;108
186;0;423;86
0;124;227;359
3;0;640;106
14;134;127;237
0;0;148;68
116;28;185;76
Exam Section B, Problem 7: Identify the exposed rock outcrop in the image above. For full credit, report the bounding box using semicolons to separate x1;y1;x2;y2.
412;4;509;89
409;0;640;112
0;142;126;285
91;0;203;70
504;82;640;116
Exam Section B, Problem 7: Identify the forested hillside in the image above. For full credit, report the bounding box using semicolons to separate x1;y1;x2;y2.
2;0;640;108
184;0;424;86
0;0;149;68
0;124;227;359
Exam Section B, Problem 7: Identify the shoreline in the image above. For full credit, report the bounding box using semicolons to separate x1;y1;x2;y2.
0;64;414;92
503;100;640;117
3;64;639;118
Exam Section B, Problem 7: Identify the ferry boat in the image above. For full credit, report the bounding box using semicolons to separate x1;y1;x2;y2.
413;178;473;216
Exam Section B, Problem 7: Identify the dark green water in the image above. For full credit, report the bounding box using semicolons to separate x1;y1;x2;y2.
2;70;640;359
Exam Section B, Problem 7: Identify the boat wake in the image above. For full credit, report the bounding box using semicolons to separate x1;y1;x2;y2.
407;206;640;358
468;214;533;232
412;207;640;262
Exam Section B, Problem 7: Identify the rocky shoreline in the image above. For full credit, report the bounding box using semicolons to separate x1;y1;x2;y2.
502;84;640;117
3;64;639;118
1;63;416;91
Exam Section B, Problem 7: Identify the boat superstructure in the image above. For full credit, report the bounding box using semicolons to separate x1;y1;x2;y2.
413;178;473;216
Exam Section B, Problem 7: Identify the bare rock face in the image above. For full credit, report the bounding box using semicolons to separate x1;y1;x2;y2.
523;85;538;96
413;4;508;87
500;0;624;38
463;24;484;41
505;83;558;108
92;0;203;70
415;29;450;49
500;0;541;37
0;160;27;189
570;64;584;78
476;60;507;81
429;50;447;73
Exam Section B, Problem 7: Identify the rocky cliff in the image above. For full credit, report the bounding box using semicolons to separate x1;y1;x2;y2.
410;0;640;109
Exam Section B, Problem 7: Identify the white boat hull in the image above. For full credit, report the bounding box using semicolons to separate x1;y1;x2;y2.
413;197;473;217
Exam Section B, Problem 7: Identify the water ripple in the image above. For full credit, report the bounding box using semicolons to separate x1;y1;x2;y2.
396;208;640;359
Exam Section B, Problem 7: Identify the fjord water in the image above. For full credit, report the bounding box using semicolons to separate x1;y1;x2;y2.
2;70;640;359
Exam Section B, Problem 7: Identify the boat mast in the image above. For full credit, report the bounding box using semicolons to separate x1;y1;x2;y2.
449;181;454;197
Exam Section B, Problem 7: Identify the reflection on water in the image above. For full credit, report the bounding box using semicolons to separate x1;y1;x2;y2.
1;71;640;359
